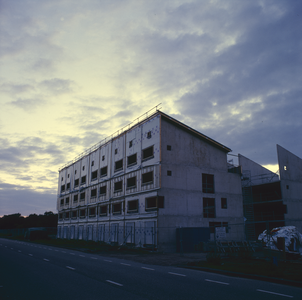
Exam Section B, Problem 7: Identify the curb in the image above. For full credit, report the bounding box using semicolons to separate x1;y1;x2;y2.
180;265;302;288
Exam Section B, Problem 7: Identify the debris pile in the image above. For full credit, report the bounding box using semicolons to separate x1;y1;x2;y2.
258;226;302;254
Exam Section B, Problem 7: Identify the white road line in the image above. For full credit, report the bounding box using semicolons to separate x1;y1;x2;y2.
121;263;131;266
43;259;49;262
141;267;154;271
257;289;293;298
91;257;97;260
29;254;33;256
106;280;123;287
104;259;112;262
66;266;75;270
79;255;85;257
62;251;66;253
205;279;229;285
70;253;75;255
168;272;186;277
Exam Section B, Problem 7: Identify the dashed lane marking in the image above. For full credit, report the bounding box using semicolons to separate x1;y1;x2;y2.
106;280;123;287
43;259;49;262
29;254;33;256
104;260;112;262
121;263;131;266
141;267;155;271
205;279;229;285
79;255;85;257
66;266;75;270
168;272;186;277
91;257;97;260
257;289;293;298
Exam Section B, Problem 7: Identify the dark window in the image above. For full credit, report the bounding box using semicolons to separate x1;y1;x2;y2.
60;199;64;206
71;211;77;218
115;148;118;154
145;196;157;210
68;174;70;178
115;159;123;171
142;171;153;184
114;180;123;192
80;209;86;217
89;207;96;216
203;198;215;218
221;198;227;209
82;166;85;170
65;212;70;219
75;170;77;174
73;194;78;202
91;170;98;180
59;213;63;219
147;131;152;139
81;175;86;185
91;188;97;198
61;185;65;192
65;197;69;204
202;174;214;193
142;146;154;160
127;176;136;188
74;178;79;187
127;153;137;166
167;170;172;176
209;222;228;234
158;196;164;208
102;155;105;161
80;192;85;201
100;166;107;177
129;140;133;148
167;145;172;151
286;185;289;190
66;182;70;190
91;161;94;166
113;203;122;214
99;205;107;216
61;177;63;181
100;185;107;195
128;200;138;213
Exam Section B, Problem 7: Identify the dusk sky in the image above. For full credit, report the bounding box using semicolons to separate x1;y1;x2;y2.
1;0;301;217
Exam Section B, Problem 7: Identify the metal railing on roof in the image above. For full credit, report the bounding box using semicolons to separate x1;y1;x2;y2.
58;104;162;171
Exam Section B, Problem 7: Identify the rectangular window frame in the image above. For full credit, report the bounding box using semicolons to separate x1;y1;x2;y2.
127;176;136;189
142;171;153;185
221;198;227;209
99;205;107;216
81;175;86;185
74;178;79;187
91;188;97;198
202;174;215;194
112;203;122;215
203;197;216;218
114;180;123;193
99;185;107;196
127;199;138;213
142;146;154;161
127;153;137;167
91;170;98;181
115;159;123;172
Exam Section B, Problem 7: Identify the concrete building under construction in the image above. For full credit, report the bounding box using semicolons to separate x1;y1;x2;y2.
57;107;245;251
239;145;302;240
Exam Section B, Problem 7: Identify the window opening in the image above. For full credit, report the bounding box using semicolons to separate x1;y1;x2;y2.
167;170;172;176
61;185;65;192
127;176;136;188
100;166;107;177
100;185;107;195
91;188;97;198
202;174;214;193
66;182;70;190
72;211;77;218
65;212;70;219
142;171;153;185
113;203;122;214
91;161;94;166
114;180;123;192
82;166;85;171
91;170;98;181
203;198;215;218
142;146;154;160
129;140;133;148
80;192;85;201
221;198;227;209
73;194;78;202
127;153;137;166
74;178;79;187
65;197;69;204
145;196;157;210
68;174;70;178
80;209;86;218
115;148;118;154
102;155;105;161
167;145;172;151
89;207;96;217
128;200;138;213
115;159;123;171
99;205;107;216
60;199;64;206
147;131;152;139
81;175;86;185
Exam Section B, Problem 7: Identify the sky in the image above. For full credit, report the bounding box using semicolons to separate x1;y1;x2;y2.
0;0;301;217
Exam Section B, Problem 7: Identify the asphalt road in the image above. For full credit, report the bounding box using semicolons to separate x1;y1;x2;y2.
1;238;301;300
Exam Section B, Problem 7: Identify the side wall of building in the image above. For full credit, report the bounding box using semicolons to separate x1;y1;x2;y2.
157;117;244;251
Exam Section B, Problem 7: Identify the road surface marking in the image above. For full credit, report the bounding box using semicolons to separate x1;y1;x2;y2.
106;280;123;287
29;254;33;256
79;255;85;257
62;251;66;253
70;253;75;255
168;272;186;277
66;266;75;270
55;250;59;252
104;259;112;262
91;257;97;260
142;267;155;270
43;259;49;262
257;290;293;298
205;279;229;285
48;249;52;251
121;263;131;266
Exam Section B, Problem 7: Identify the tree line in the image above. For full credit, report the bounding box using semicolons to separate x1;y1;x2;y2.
0;212;58;229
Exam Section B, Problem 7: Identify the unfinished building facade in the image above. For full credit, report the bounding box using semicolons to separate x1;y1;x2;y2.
239;145;302;240
57;108;244;251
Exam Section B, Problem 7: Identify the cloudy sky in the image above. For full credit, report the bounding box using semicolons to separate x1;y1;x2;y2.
1;0;301;216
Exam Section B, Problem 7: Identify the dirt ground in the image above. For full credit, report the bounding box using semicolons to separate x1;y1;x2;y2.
104;252;208;266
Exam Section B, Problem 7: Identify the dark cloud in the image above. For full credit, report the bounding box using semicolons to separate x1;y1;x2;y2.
39;78;76;95
9;97;46;112
0;83;35;94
